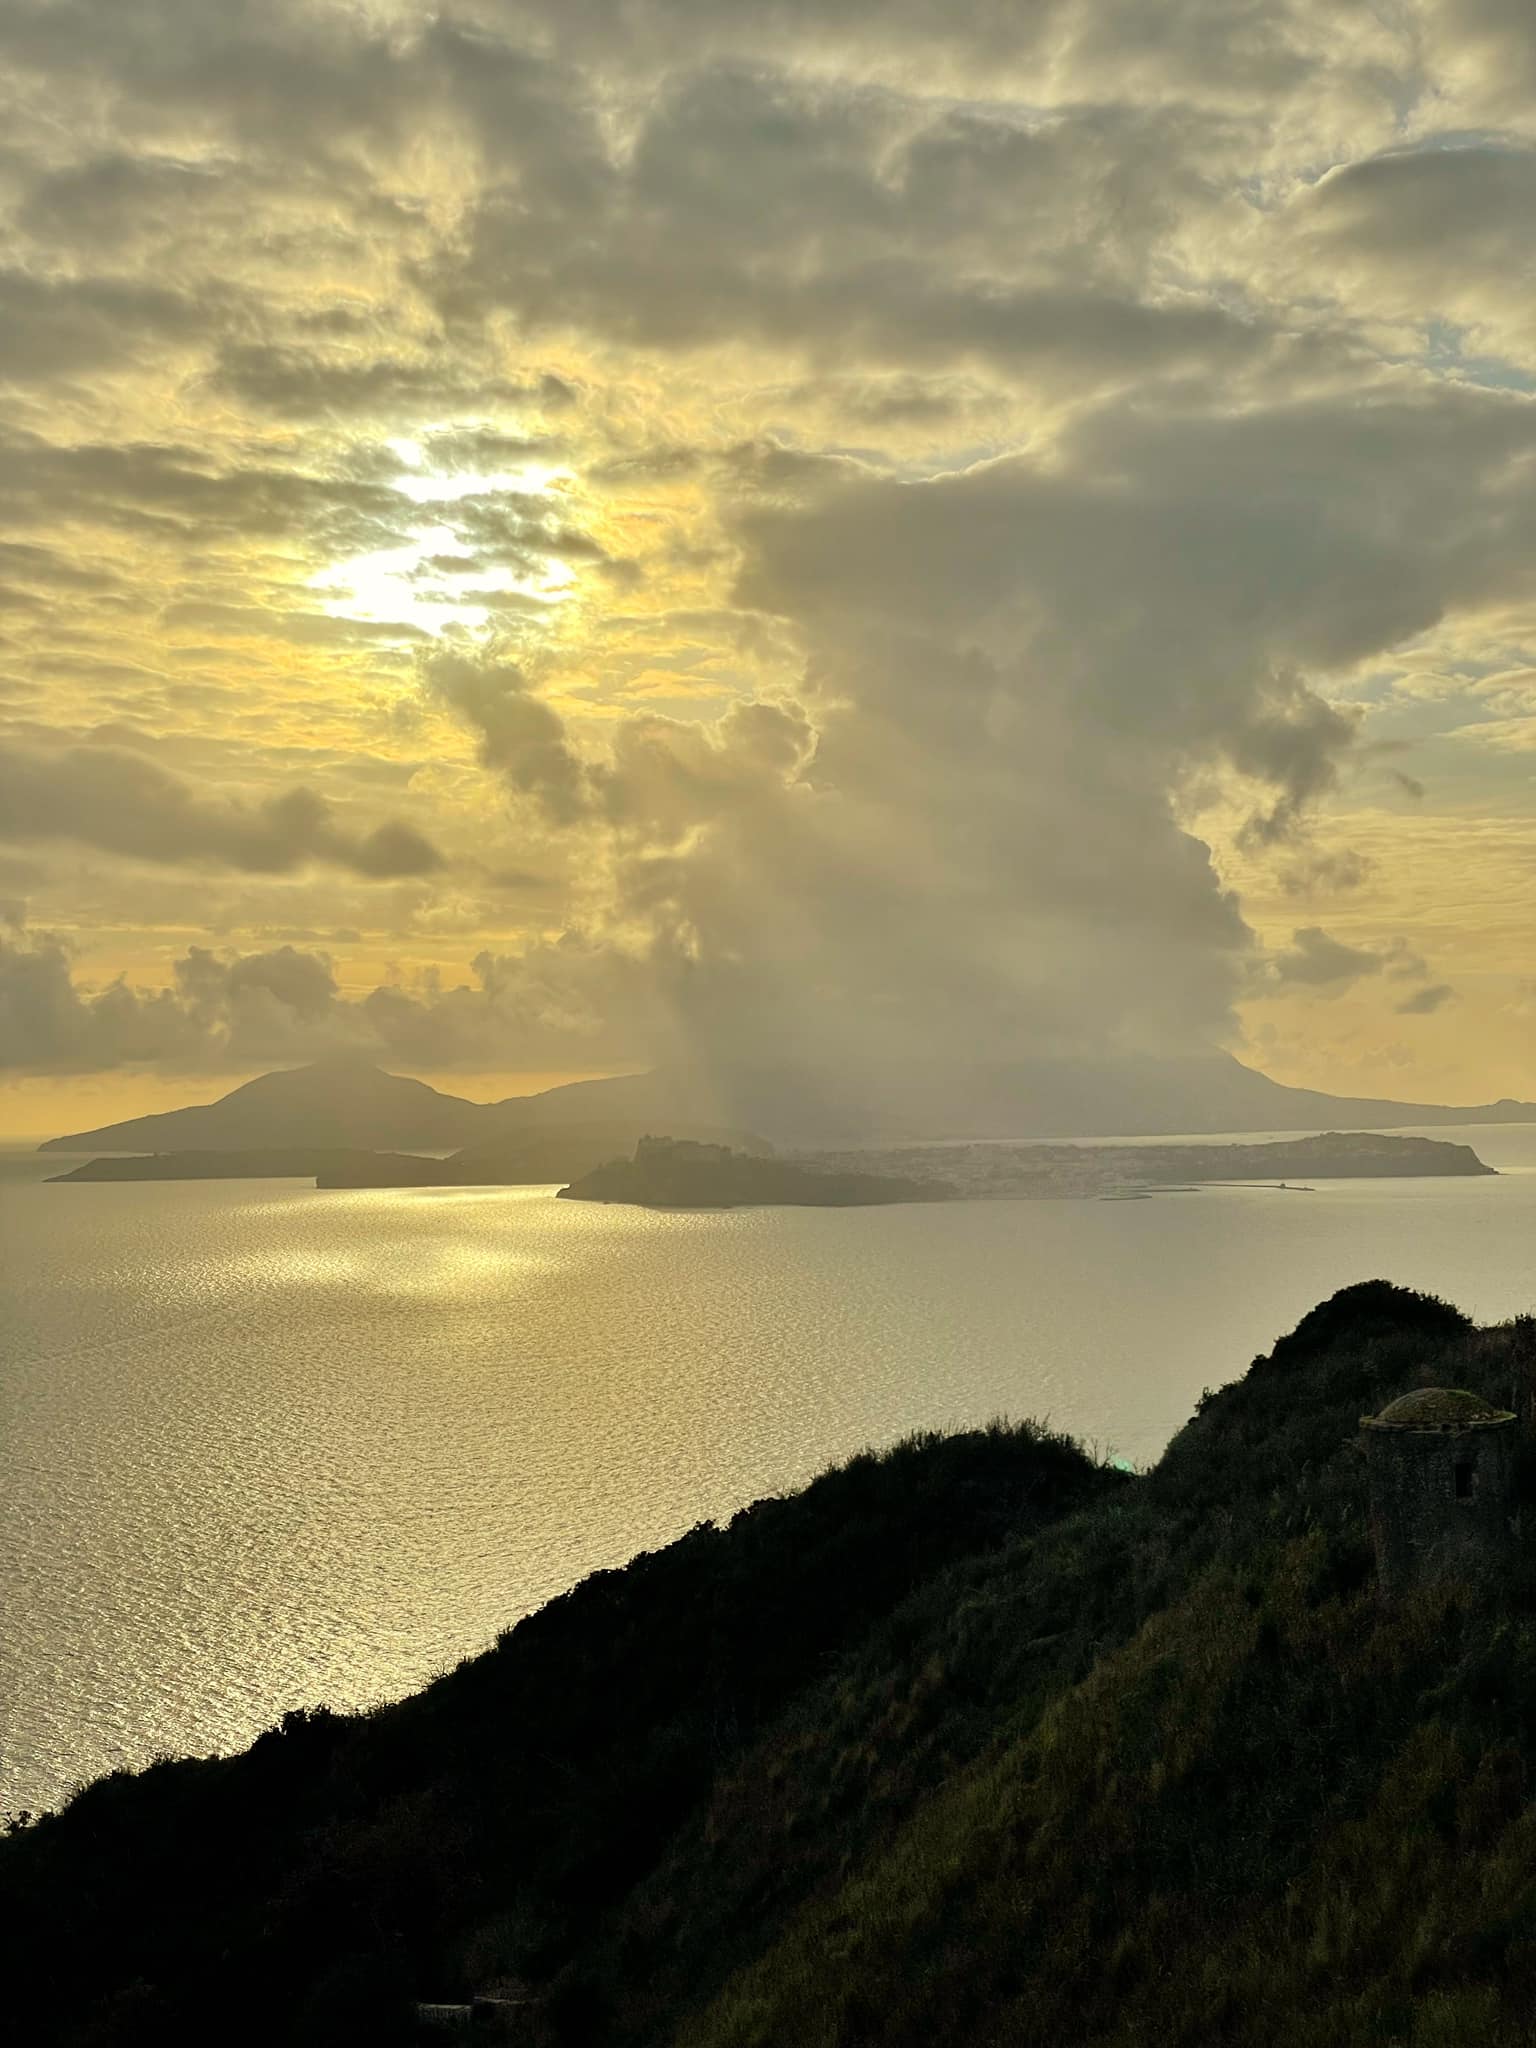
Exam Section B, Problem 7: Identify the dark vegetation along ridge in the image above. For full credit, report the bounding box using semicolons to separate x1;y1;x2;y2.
8;1286;1536;2045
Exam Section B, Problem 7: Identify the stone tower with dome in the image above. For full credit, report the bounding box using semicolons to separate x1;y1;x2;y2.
1360;1387;1520;1601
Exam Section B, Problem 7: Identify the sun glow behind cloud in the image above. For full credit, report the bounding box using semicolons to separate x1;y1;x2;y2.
308;438;579;635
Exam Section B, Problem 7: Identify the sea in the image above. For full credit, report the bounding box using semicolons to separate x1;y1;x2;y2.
3;1123;1534;1820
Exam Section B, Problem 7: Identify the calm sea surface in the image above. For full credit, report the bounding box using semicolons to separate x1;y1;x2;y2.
3;1123;1535;1817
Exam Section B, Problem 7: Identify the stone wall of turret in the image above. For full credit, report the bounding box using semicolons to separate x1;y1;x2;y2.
1363;1422;1519;1601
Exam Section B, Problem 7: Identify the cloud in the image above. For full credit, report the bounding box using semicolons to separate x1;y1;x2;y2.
1396;981;1457;1015
430;59;1277;400
0;436;410;557
1260;928;1453;1004
1383;941;1430;983
425;650;815;847
0;269;205;382
425;655;591;826
1278;847;1373;895
402;360;1536;1089
1303;141;1536;274
0;741;444;878
0;929;672;1075
0;930;210;1072
1286;140;1536;366
1268;926;1384;989
0;0;1533;1103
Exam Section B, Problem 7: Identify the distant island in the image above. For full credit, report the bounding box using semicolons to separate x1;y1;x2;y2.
558;1135;956;1207
35;1051;1536;1155
46;1128;1494;1197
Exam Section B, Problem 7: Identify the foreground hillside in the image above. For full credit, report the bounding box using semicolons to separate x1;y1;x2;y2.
5;1285;1536;2045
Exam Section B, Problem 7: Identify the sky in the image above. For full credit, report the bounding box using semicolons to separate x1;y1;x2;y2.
1;0;1534;1134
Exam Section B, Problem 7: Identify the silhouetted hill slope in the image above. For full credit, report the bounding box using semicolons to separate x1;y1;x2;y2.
0;1425;1114;2046
6;1287;1536;2046
37;1058;483;1153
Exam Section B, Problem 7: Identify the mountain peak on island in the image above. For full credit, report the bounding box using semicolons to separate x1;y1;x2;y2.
38;1058;485;1154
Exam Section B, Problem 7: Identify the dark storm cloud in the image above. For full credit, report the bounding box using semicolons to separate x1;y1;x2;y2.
0;741;444;878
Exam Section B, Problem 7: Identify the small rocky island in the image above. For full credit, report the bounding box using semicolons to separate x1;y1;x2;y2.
558;1136;957;1208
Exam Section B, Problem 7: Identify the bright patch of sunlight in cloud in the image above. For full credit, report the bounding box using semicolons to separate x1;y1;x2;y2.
310;439;579;634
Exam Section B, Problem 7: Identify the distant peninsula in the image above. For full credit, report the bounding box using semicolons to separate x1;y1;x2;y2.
558;1136;957;1208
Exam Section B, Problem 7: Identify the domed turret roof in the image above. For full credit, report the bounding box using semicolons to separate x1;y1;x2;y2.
1365;1387;1515;1430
